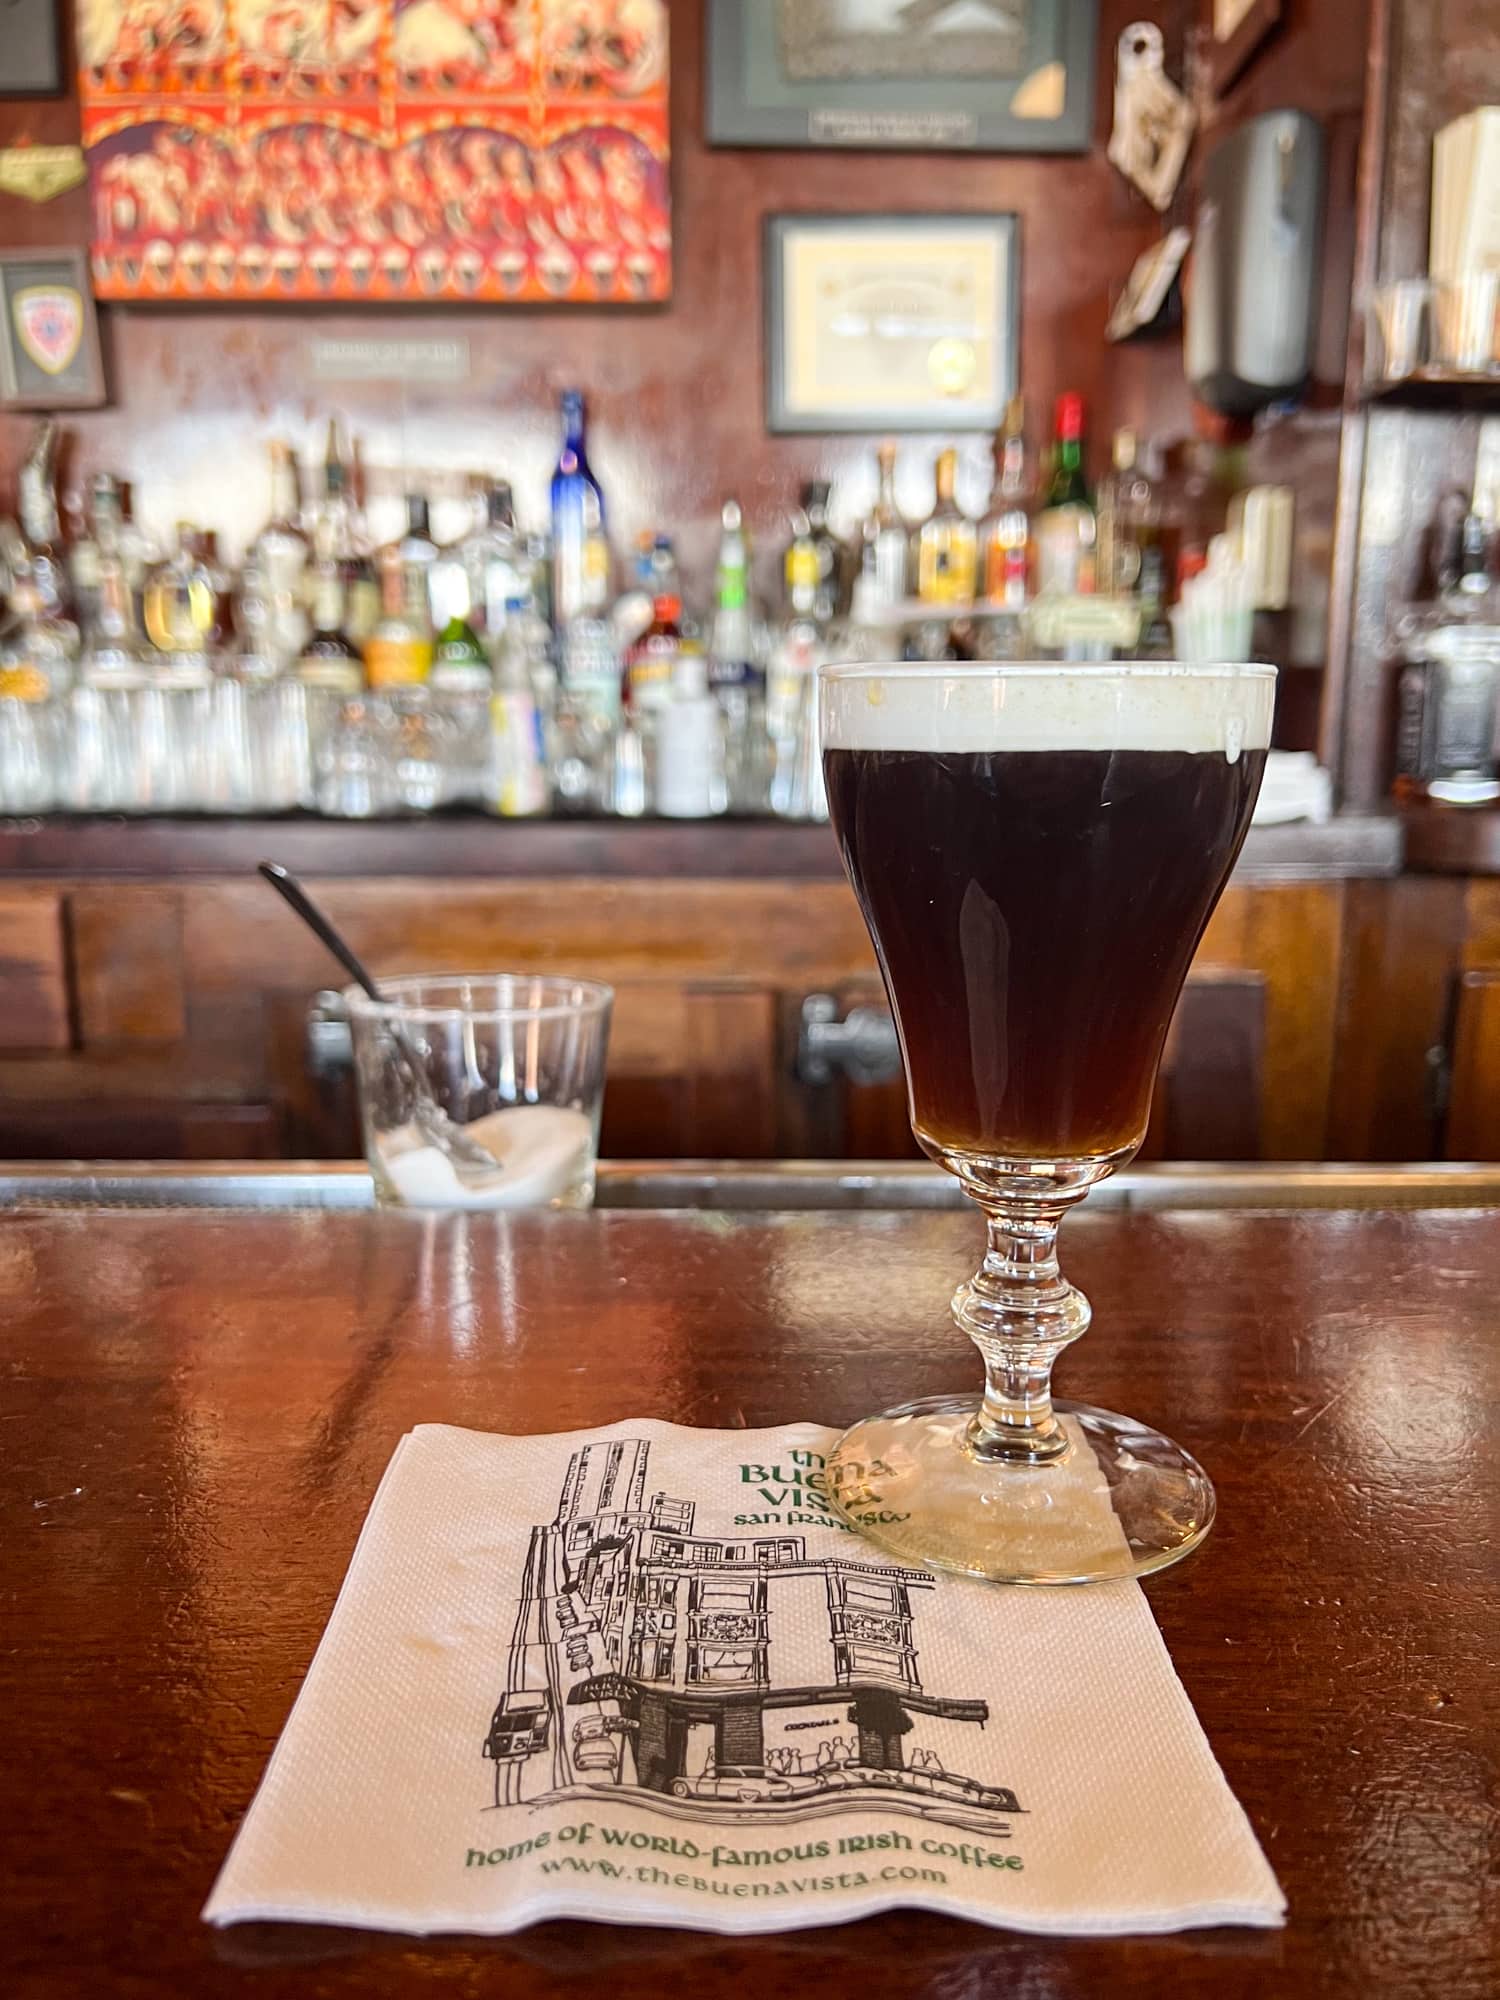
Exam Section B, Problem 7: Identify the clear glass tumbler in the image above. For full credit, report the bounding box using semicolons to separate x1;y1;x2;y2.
819;661;1275;1584
346;974;612;1212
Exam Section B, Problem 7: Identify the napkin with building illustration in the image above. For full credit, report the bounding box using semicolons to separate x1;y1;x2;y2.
203;1418;1284;1938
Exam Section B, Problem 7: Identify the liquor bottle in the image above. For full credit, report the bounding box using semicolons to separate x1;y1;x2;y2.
1455;498;1495;604
425;597;493;808
859;442;910;610
430;609;490;689
1414;625;1500;805
364;546;433;688
492;602;550;818
0;547;79;702
295;567;364;693
79;554;146;677
801;480;848;625
1033;394;1096;597
143;525;230;658
251;440;311;662
314;421;380;645
51;558;141;813
554;609;620;813
68;476;107;636
1428;487;1470;600
783;509;820;621
16;421;70;620
767;617;827;820
656;649;725;820
979;400;1032;610
916;448;977;606
1158;432;1248;602
708;499;767;813
1095;428;1160;599
550;389;610;627
624;553;683;722
462;478;526;637
396;493;441;623
708;501;754;683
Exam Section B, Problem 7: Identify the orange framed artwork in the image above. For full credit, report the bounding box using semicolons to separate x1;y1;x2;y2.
77;0;671;305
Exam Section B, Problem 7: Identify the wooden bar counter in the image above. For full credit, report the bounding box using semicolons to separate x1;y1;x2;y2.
4;1190;1496;1998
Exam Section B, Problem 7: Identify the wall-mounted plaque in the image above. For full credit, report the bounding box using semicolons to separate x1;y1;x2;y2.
709;0;1098;154
765;212;1020;434
0;248;107;410
0;146;87;203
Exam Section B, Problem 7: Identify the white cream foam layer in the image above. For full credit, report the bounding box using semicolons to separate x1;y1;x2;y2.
820;663;1275;756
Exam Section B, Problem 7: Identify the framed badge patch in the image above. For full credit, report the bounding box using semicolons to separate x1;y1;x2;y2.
0;249;107;410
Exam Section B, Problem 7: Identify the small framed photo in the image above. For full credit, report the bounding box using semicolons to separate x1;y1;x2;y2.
0;250;107;411
1207;0;1284;94
708;0;1098;154
766;212;1019;435
0;0;64;95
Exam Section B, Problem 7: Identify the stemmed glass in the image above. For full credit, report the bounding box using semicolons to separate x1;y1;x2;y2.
820;661;1275;1583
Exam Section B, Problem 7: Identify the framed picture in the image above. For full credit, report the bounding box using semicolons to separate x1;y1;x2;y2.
765;213;1019;434
708;0;1098;154
1207;0;1284;94
79;0;671;305
0;250;107;411
0;0;63;95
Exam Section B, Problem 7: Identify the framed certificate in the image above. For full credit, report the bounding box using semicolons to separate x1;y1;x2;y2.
765;213;1019;434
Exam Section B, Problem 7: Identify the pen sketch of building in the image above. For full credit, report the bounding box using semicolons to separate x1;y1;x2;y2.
483;1438;1020;1827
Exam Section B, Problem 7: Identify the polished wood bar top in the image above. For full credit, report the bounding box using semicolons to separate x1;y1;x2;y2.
0;810;1404;883
5;1204;1496;1998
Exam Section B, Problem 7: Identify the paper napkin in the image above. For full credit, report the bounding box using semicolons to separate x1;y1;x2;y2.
204;1420;1284;1938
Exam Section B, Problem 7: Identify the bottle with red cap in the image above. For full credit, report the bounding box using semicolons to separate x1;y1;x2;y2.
1033;391;1097;598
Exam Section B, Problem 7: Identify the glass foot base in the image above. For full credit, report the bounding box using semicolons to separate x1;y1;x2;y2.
825;1395;1215;1585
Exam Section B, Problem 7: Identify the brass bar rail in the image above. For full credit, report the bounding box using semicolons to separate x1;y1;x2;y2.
0;1161;1497;1211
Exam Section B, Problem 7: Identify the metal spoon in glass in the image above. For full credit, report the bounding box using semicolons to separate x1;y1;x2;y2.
257;861;503;1183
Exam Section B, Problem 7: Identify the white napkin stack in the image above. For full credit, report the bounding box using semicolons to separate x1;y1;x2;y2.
204;1419;1284;1939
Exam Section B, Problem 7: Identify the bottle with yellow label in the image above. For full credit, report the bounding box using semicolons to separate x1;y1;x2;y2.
916;448;978;606
363;549;433;689
143;525;229;658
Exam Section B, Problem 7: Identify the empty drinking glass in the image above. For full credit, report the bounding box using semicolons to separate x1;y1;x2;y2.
347;974;613;1210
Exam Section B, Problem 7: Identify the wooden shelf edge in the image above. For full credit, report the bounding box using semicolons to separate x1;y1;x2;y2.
0;811;1405;884
1400;804;1500;875
1360;372;1500;411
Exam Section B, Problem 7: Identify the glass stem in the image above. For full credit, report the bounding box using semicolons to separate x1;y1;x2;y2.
954;1199;1092;1464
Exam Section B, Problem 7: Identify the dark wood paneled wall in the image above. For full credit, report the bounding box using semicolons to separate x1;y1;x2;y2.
0;0;1173;588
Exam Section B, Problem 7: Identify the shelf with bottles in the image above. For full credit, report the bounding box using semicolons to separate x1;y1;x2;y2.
1;383;1309;826
1386;454;1500;815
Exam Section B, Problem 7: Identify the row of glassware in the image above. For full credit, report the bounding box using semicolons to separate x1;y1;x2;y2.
0;671;831;823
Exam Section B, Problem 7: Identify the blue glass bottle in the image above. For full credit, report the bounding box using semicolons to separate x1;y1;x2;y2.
549;389;609;630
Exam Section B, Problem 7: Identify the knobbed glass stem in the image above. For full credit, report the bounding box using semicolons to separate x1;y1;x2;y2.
954;1199;1093;1463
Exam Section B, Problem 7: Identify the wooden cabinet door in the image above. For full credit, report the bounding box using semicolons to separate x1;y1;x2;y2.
1444;884;1500;1160
1185;883;1343;1159
602;980;780;1159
